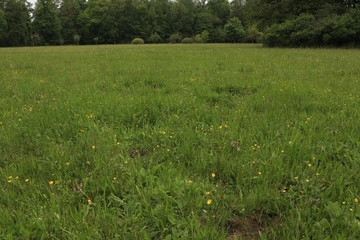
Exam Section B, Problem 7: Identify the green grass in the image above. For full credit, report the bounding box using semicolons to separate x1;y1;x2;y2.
1;44;360;239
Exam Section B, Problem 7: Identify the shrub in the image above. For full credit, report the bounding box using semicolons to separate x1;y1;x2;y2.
289;14;319;47
200;30;209;43
194;34;202;43
209;28;226;43
148;33;162;43
321;13;357;46
263;21;294;47
169;33;182;43
132;38;145;44
73;34;81;45
181;38;193;44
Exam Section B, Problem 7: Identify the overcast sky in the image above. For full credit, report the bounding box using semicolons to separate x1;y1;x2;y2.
28;0;36;7
28;0;63;8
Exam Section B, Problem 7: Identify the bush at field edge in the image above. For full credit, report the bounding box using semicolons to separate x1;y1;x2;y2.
132;38;145;44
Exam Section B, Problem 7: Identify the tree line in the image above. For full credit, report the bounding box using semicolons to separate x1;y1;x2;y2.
0;0;359;47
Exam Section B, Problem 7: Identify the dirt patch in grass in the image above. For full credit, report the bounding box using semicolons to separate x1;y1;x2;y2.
226;211;281;240
128;148;150;158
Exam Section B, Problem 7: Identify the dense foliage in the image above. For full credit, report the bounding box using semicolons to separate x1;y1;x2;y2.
0;0;359;47
263;8;360;47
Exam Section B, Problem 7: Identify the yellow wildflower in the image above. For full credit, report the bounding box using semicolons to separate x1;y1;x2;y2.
207;199;212;205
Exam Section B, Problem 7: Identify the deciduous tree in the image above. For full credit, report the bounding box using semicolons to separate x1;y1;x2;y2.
0;9;7;45
3;0;32;46
224;17;245;42
33;0;62;45
59;0;82;44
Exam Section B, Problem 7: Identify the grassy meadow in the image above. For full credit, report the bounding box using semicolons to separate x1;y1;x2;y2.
1;44;360;239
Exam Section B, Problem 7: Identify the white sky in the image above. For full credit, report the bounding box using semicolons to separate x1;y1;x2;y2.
28;0;36;8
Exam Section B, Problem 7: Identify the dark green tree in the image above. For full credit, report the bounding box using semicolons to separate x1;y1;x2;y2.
207;0;230;26
114;0;149;43
322;12;357;46
247;0;335;30
224;17;246;42
262;10;360;48
168;0;196;38
79;0;119;44
209;27;226;42
59;0;82;44
0;9;7;45
194;10;218;34
2;0;32;46
230;0;245;22
0;0;356;47
33;0;62;45
146;0;172;40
